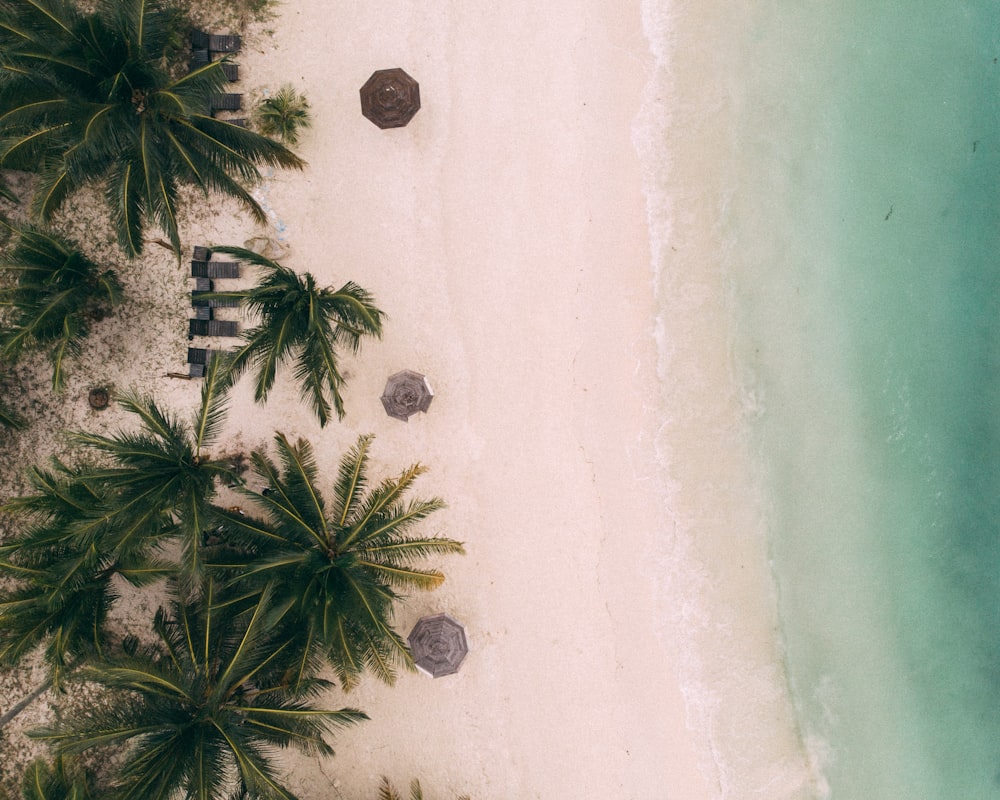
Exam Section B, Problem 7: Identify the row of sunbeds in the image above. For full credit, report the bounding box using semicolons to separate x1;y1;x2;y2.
189;30;246;122
187;246;242;377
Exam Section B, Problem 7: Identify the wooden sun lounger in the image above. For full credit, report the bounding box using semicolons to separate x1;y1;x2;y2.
210;93;242;113
192;292;241;309
192;245;211;261
189;49;209;70
208;34;241;53
221;62;239;81
191;260;240;279
191;30;210;50
194;306;212;320
189;319;239;337
188;347;212;365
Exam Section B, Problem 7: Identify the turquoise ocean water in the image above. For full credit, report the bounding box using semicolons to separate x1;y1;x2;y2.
708;1;1000;796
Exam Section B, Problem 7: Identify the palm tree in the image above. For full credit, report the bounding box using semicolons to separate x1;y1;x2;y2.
209;433;463;689
0;458;172;692
209;246;384;426
29;583;366;800
256;85;312;145
0;358;233;721
0;224;122;391
0;0;304;257
377;778;470;800
66;354;238;583
15;755;95;800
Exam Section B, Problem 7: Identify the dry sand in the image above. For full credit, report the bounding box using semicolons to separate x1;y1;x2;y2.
0;0;824;797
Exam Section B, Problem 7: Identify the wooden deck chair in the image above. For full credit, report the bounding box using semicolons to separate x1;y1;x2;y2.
210;93;242;113
187;347;211;365
221;62;239;81
208;34;241;53
189;319;239;337
207;261;240;279
192;292;242;309
189;49;209;70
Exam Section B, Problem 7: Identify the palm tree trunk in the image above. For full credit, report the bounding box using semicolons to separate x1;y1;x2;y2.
0;676;53;728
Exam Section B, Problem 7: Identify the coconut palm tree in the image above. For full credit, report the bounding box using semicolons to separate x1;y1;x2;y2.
29;582;366;800
0;0;304;257
66;354;237;584
0;458;172;692
256;85;312;145
209;433;463;689
14;755;95;800
208;246;384;426
377;778;470;800
0;224;122;391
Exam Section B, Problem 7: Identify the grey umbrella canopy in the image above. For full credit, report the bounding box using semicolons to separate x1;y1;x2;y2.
408;613;469;677
381;370;433;421
360;68;421;128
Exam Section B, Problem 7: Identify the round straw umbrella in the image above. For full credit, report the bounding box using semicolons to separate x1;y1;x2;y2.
360;68;421;128
408;613;469;677
381;370;433;421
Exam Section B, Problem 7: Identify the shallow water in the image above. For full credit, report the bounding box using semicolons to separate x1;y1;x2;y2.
719;1;1000;796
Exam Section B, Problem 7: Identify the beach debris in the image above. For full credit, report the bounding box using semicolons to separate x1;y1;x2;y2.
380;370;433;421
149;238;176;252
360;68;421;129
408;613;468;678
244;235;288;260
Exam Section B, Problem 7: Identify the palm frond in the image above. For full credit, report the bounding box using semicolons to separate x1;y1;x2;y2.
330;433;373;527
192;350;233;451
214;435;459;689
20;755;95;800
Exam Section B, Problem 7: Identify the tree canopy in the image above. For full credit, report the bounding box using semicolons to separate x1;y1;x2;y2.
0;224;122;391
210;433;463;689
209;246;385;426
0;0;304;256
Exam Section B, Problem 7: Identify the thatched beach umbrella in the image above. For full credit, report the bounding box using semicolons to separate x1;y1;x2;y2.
360;68;421;128
408;613;469;678
381;370;433;421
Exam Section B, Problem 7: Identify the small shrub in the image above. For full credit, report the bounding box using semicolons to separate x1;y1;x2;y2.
256;85;312;145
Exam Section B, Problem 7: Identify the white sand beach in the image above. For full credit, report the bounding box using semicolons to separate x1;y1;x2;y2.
1;0;822;797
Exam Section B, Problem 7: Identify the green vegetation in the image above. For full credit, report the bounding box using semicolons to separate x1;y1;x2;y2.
257;85;313;145
209;433;463;689
30;585;365;799
0;0;304;257
0;355;232;687
209;245;385;426
66;353;238;584
0;382;460;795
0;225;122;392
14;755;95;800
0;1;468;796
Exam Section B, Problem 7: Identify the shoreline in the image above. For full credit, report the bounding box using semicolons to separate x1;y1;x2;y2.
637;1;822;796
